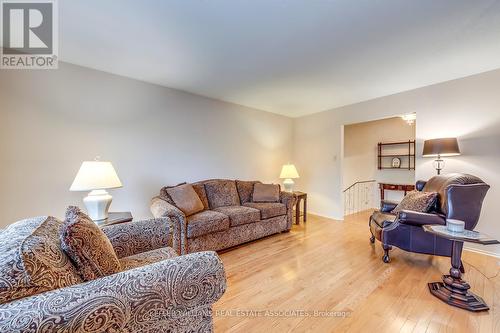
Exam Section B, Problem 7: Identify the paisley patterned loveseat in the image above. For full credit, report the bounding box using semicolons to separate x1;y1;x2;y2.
0;216;227;333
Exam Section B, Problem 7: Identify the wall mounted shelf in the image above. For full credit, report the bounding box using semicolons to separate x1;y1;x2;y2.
378;140;416;170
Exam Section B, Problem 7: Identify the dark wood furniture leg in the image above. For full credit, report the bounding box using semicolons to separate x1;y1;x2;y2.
293;192;307;225
295;198;300;225
382;244;392;263
303;195;307;222
428;240;489;312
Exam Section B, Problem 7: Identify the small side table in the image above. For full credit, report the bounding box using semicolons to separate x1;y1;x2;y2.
423;224;500;312
95;212;133;227
293;191;307;225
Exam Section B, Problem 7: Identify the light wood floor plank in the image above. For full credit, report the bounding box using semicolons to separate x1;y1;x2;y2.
213;211;500;332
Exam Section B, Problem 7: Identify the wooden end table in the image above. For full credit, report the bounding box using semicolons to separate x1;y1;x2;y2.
95;212;133;227
293;191;307;225
423;224;500;312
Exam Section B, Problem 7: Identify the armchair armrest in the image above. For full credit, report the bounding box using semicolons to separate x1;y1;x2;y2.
0;251;227;333
280;191;295;230
101;217;174;258
380;200;399;213
416;180;427;192
151;196;188;254
398;210;446;227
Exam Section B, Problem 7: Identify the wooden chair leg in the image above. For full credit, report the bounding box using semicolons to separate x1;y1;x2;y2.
382;244;392;263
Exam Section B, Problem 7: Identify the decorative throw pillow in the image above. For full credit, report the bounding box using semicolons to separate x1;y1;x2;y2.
204;180;240;209
391;191;438;215
166;183;205;216
236;180;261;204
252;183;281;203
159;182;187;205
191;182;210;210
0;216;82;305
61;206;121;281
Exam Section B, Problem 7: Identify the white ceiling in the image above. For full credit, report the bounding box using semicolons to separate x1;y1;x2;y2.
59;0;500;117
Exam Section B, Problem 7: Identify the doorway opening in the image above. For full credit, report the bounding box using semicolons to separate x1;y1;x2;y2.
343;115;416;218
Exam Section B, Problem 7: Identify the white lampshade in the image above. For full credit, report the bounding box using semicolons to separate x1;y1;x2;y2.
280;164;300;179
70;161;123;191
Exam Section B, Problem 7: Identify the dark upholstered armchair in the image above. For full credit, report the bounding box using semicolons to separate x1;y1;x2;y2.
369;173;490;265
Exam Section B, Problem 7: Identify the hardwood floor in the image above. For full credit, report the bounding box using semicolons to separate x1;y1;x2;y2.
213;211;500;333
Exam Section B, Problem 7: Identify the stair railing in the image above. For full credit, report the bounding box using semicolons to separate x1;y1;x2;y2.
343;180;377;216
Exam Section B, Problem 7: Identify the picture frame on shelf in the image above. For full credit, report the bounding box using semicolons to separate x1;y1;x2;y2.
392;157;401;168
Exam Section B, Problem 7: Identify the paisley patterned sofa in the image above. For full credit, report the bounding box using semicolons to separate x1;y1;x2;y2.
0;216;227;333
151;179;295;254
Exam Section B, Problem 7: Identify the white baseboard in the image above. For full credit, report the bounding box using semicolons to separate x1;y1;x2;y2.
463;245;500;259
306;211;344;221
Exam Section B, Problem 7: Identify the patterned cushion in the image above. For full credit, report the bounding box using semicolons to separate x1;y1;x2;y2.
159;182;187;206
166;184;205;216
370;211;397;228
214;206;261;227
243;202;287;219
186;210;230;239
252;183;280;203
392;191;439;215
102;218;173;259
61;206;121;281
204;180;240;209
236;180;261;204
191;181;210;210
119;247;178;270
0;216;82;305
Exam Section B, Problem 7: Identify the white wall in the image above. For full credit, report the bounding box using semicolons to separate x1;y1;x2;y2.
344;117;416;205
0;62;293;226
293;68;500;255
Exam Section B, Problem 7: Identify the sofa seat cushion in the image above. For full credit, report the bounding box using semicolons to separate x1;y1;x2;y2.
0;216;82;305
187;210;230;239
61;207;122;281
119;247;178;271
243;202;287;219
214;206;261;227
204;180;240;209
370;211;397;228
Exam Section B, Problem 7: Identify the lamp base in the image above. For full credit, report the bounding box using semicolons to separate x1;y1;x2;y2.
434;157;445;175
283;178;295;192
83;189;113;221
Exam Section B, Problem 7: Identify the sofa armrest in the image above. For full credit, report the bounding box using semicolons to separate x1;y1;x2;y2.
280;191;295;230
398;210;446;227
0;251;226;333
380;200;399;213
151;196;188;254
101;217;174;258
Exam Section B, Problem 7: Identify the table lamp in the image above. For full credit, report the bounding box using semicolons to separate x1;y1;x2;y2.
70;160;123;221
422;138;461;175
280;164;300;192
